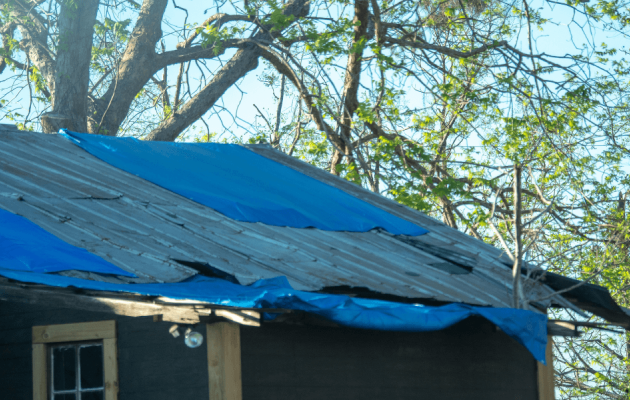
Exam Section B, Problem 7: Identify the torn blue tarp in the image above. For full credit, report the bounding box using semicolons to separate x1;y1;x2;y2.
60;130;428;236
0;208;136;277
0;268;547;363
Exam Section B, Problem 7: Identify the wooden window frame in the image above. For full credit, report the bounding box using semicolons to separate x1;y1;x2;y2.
32;320;118;400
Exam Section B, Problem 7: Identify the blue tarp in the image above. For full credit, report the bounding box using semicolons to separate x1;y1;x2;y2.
60;130;428;236
0;208;136;277
0;268;548;363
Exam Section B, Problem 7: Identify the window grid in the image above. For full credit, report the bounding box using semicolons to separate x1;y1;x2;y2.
50;343;104;400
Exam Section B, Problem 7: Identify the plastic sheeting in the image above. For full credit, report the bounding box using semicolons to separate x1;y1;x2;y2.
60;130;428;236
0;208;136;277
0;268;547;363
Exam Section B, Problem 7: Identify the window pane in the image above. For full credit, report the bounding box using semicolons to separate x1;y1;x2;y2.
79;345;103;389
53;347;76;391
81;391;103;400
54;394;76;400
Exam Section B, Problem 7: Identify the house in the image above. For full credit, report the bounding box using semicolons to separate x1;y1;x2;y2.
0;127;628;400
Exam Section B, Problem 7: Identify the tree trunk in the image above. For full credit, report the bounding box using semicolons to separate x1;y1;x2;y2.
86;0;168;135
330;0;369;174
41;0;100;133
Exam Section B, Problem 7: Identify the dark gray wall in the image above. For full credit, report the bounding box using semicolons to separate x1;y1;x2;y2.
0;300;538;400
240;318;539;400
0;300;209;400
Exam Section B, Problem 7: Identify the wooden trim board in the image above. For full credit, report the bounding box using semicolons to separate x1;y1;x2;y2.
207;322;243;400
32;343;47;400
103;338;119;400
537;335;555;400
32;320;115;343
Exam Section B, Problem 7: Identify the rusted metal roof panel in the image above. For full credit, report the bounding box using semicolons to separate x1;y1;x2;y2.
0;130;562;308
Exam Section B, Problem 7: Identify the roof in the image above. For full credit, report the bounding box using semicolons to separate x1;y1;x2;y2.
0;128;627;326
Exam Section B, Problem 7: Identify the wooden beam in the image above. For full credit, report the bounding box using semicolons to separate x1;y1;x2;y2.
0;283;201;323
549;319;623;333
33;320;116;343
1;283;271;325
32;343;47;400
214;309;260;327
207;322;243;400
547;321;579;337
537;335;555;400
161;308;202;324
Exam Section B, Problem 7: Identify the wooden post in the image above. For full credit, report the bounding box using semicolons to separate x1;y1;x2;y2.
537;336;555;400
207;322;243;400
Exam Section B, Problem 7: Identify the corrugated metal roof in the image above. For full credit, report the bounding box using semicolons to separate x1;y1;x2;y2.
0;129;567;309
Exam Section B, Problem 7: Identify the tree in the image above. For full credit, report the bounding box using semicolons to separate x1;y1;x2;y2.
3;0;630;397
0;0;620;146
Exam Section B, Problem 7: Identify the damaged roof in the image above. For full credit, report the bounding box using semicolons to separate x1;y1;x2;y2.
0;128;627;326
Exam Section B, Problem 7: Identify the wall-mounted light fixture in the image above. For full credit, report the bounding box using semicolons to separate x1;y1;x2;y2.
168;324;203;348
184;328;204;348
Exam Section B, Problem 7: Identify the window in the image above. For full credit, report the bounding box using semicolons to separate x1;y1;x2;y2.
32;321;118;400
50;343;104;400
